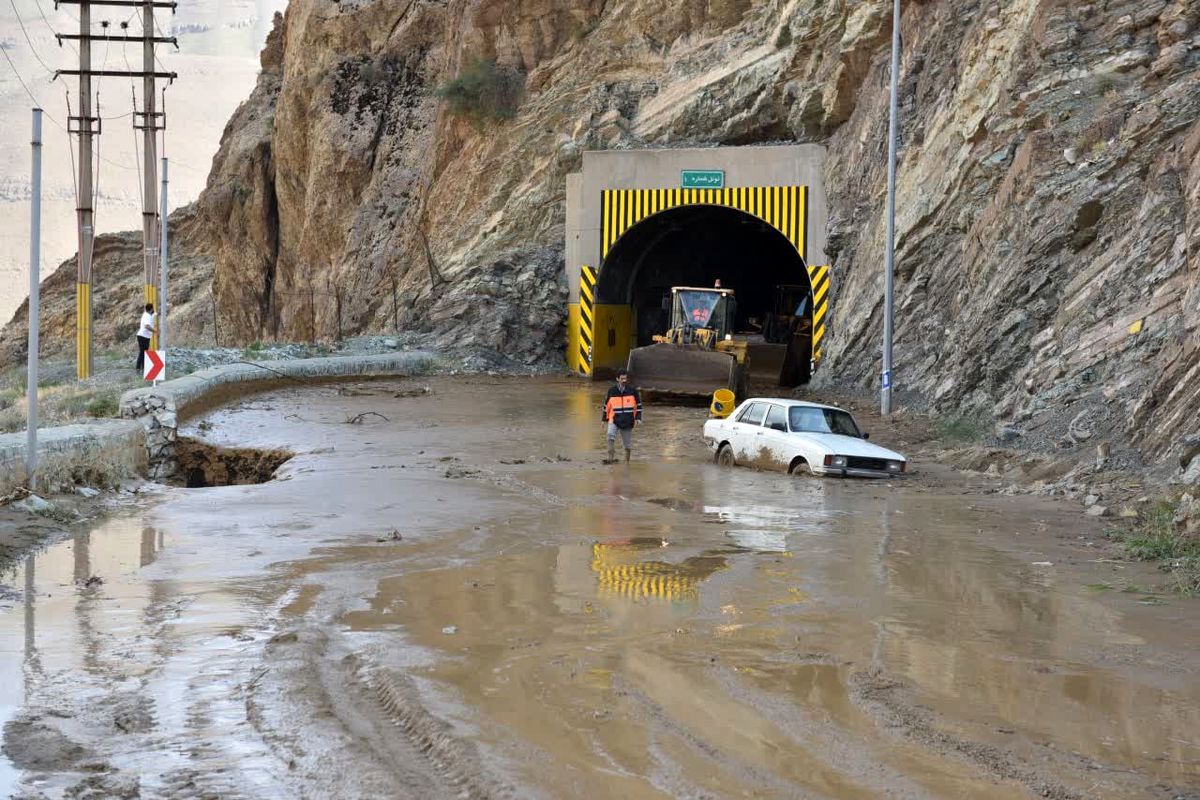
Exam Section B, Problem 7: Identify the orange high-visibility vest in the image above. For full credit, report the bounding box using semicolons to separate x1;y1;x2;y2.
605;393;639;423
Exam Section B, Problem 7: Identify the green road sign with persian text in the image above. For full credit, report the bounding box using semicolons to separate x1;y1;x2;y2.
681;170;725;189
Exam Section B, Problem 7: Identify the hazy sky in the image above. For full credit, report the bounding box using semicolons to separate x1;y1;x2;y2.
0;0;286;324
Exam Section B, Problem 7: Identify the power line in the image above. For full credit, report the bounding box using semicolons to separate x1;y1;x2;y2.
8;0;57;75
0;40;67;130
31;0;77;55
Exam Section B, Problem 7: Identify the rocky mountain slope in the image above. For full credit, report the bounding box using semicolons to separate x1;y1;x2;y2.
3;0;1198;473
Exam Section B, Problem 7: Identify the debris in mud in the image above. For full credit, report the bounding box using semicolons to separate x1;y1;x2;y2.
0;486;33;507
77;575;104;588
13;494;53;514
173;438;293;488
394;386;433;398
64;773;140;799
376;530;404;542
444;465;479;479
499;458;526;465
346;411;389;424
2;718;91;771
441;625;458;635
648;497;696;512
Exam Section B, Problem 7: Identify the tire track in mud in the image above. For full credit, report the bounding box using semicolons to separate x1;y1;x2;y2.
249;626;516;799
703;662;935;799
352;658;515;799
609;674;811;798
848;667;1087;800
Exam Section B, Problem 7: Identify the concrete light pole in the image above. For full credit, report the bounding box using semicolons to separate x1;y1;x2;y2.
26;109;43;490
882;0;900;416
159;157;168;376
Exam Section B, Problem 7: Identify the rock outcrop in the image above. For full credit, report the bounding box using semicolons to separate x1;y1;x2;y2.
3;0;1198;472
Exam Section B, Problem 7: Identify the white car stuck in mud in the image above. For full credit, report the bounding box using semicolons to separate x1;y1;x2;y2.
703;399;907;478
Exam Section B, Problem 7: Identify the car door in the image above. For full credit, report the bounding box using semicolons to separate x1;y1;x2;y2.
761;404;793;471
731;402;767;460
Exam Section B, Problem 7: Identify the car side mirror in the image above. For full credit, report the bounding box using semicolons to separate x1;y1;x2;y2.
862;432;870;440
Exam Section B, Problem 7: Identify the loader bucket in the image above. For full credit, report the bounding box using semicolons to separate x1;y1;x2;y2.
626;343;740;398
744;341;787;384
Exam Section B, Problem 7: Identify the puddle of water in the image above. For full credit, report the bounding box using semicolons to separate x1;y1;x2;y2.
336;461;1200;798
0;517;167;794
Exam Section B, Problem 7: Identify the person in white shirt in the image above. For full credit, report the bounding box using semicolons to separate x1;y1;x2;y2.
136;303;156;372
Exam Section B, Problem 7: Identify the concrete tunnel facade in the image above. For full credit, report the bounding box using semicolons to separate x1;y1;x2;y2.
564;144;832;380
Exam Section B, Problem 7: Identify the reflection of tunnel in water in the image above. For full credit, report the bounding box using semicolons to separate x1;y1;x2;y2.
597;205;811;347
591;538;729;602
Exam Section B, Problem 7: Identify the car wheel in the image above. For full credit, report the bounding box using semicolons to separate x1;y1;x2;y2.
716;443;735;467
788;459;810;476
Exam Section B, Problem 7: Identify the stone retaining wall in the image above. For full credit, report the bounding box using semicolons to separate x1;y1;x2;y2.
120;352;436;480
0;420;146;495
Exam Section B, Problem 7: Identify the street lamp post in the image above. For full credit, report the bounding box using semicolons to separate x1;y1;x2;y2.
882;0;900;416
26;109;43;491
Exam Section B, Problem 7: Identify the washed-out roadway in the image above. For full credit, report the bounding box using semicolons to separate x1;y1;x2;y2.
1;376;1197;799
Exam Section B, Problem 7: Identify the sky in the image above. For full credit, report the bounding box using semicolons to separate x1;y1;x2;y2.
0;0;286;325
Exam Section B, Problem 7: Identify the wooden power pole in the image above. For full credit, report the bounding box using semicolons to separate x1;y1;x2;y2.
55;0;177;378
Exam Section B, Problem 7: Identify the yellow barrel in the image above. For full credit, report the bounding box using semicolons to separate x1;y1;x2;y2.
710;388;736;418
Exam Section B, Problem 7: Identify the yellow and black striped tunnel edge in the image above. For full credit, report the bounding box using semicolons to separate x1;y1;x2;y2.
601;186;808;260
578;265;597;375
808;264;830;362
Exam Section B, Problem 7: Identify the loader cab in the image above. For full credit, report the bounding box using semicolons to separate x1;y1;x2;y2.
671;287;737;343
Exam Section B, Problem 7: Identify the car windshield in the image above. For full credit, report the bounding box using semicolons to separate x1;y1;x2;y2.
788;406;862;437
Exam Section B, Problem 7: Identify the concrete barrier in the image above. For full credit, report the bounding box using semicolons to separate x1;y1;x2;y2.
120;352;437;480
0;420;146;495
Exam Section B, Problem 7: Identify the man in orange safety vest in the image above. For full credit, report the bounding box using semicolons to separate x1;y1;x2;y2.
602;368;643;464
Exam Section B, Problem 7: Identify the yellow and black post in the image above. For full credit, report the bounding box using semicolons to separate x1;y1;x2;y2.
578;265;597;376
809;264;830;364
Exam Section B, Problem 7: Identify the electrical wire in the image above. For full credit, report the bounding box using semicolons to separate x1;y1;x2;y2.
8;0;56;75
64;89;80;207
1;40;67;130
128;80;143;199
92;92;101;229
30;0;76;55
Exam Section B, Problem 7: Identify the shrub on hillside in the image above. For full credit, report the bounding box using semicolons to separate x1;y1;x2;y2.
435;59;524;125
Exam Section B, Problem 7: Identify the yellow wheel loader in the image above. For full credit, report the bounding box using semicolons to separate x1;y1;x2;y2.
626;287;749;399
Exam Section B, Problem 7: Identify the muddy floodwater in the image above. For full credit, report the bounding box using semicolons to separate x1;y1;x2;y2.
1;377;1198;799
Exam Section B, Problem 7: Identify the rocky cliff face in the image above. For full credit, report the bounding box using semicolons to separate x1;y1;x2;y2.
4;0;1198;471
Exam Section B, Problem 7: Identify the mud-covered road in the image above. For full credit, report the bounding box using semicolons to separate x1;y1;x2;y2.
2;376;1198;799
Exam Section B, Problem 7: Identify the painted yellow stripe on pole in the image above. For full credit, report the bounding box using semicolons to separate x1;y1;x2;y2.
144;283;158;350
76;282;92;379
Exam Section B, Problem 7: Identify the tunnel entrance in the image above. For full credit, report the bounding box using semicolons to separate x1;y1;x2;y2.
594;205;813;381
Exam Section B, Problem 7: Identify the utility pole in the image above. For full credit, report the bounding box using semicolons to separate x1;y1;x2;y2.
881;0;900;417
74;1;95;380
140;1;161;348
158;157;168;373
27;109;43;491
55;1;178;378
